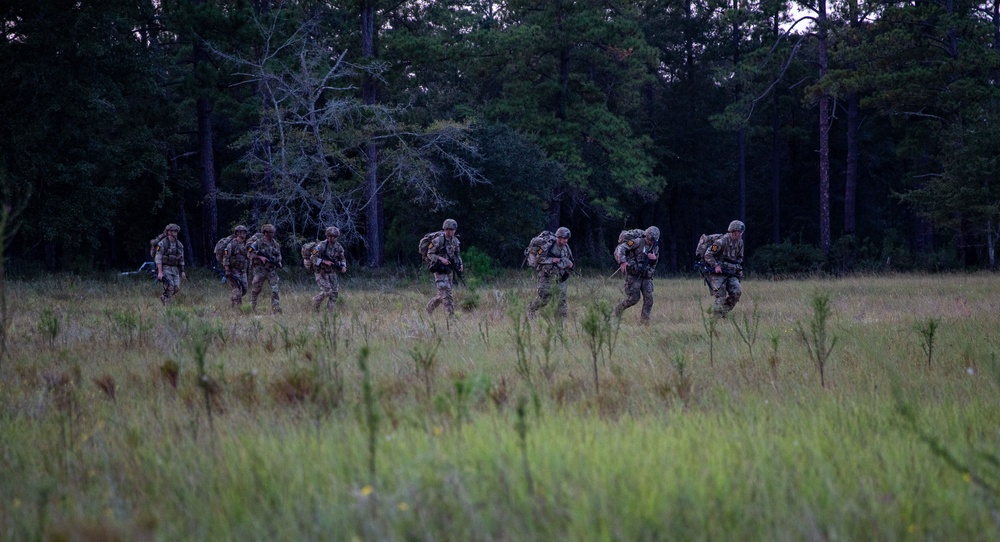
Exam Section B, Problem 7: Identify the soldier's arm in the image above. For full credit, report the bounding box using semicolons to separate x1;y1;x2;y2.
335;244;347;270
310;242;324;268
429;238;449;264
154;243;164;277
704;239;723;268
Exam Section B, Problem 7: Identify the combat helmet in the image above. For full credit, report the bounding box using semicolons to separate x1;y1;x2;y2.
325;226;341;238
645;226;660;242
234;225;248;234
442;219;458;230
261;223;276;234
555;227;571;239
728;220;745;233
165;223;181;233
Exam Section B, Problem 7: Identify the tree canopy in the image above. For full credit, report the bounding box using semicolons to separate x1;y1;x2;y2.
2;0;998;272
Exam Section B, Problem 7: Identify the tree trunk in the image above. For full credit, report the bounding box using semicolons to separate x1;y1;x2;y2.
844;93;859;235
738;128;746;222
770;11;782;244
192;0;217;265
361;2;383;267
771;93;781;244
844;0;861;236
197;95;217;262
817;0;832;254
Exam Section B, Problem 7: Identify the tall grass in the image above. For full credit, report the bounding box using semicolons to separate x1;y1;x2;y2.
1;272;999;540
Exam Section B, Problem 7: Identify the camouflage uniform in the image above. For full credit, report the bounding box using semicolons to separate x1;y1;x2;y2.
223;231;249;308
425;221;463;316
310;234;346;311
154;225;185;305
249;226;283;314
613;227;659;322
528;228;573;319
704;221;745;317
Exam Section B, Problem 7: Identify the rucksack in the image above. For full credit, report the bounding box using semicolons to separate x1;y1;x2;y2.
418;231;445;263
617;229;646;247
524;230;557;268
149;233;167;260
213;234;236;267
301;241;319;271
695;233;725;264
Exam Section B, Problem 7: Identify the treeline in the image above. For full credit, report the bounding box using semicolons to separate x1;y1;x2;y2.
2;0;998;275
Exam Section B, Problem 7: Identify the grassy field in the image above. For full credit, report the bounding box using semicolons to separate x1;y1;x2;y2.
1;270;998;541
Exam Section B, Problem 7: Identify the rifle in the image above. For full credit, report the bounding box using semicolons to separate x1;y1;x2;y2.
210;265;227;283
719;260;743;278
556;259;576;282
695;260;743;293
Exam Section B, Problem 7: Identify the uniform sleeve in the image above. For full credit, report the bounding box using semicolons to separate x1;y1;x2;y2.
536;243;559;266
704;237;725;267
310;241;325;268
614;242;628;264
153;241;163;265
274;240;282;265
454;238;462;266
222;239;235;267
334;243;346;267
427;236;444;261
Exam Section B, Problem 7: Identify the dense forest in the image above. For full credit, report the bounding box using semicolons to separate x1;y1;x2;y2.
2;0;998;275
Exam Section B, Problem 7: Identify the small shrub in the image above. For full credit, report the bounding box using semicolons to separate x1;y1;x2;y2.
38;307;61;346
462;246;500;281
93;374;117;402
159;360;180;389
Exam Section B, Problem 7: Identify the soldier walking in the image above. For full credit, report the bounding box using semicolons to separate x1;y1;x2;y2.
528;227;574;319
425;219;463;317
249;223;283;314
704;220;746;317
222;225;249;308
311;226;347;312
154;223;187;305
613;226;660;322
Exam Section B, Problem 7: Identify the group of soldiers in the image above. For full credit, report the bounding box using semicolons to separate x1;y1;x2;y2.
152;218;745;319
154;222;291;313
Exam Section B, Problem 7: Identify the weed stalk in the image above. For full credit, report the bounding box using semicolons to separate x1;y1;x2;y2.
915;317;940;369
797;291;838;389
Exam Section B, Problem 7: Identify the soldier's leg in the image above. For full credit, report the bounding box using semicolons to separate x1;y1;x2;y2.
614;275;641;318
528;274;552;317
250;269;266;310
710;275;729;316
162;268;181;305
640;278;654;321
327;273;340;311
555;280;568;319
425;294;441;314
425;273;446;314
269;270;281;313
313;272;329;310
724;278;742;310
438;274;454;315
231;280;242;307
